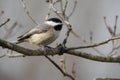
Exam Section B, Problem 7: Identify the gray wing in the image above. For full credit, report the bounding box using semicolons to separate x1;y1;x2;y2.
17;24;51;41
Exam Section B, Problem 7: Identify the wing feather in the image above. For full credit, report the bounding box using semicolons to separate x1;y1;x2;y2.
17;24;51;41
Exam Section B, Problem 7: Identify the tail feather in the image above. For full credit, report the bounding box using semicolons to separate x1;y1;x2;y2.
12;40;22;44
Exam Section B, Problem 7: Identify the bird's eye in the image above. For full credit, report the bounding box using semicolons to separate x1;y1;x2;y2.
54;24;62;31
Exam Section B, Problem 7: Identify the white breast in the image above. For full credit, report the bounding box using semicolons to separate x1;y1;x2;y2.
28;28;59;46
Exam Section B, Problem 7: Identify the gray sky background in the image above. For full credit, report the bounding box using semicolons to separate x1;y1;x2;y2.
0;0;120;80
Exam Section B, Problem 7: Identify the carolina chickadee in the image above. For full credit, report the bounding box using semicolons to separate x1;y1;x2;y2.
14;18;63;46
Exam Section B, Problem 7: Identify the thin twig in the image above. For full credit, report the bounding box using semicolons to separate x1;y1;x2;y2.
72;62;76;78
66;36;120;51
0;53;25;58
45;55;75;80
68;0;77;18
51;3;64;20
104;16;113;36
45;2;52;20
104;16;119;54
3;22;18;39
63;23;72;46
60;0;63;12
63;0;68;17
0;18;10;28
60;56;66;73
20;0;38;25
114;15;118;36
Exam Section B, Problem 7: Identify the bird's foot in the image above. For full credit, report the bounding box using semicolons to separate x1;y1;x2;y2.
57;44;66;55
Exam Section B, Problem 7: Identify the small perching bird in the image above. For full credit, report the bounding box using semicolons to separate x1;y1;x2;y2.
14;18;63;46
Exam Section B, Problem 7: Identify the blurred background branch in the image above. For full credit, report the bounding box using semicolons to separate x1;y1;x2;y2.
0;18;10;28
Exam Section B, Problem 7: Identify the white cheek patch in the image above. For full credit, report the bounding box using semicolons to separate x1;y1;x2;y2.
45;21;61;26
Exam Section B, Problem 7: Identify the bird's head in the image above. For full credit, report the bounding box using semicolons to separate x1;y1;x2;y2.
45;18;63;31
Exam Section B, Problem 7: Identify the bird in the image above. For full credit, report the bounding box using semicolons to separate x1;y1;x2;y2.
14;18;63;46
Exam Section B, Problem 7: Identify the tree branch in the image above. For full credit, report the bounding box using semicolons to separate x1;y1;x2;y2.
45;55;74;80
0;38;60;56
1;38;120;63
66;50;120;63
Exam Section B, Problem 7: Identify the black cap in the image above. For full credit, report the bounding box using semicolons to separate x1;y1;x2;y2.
47;18;62;23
